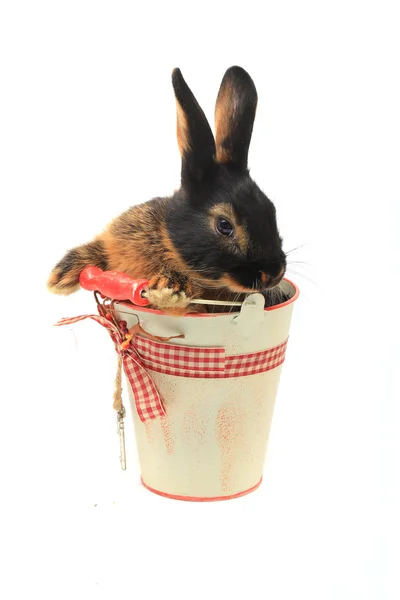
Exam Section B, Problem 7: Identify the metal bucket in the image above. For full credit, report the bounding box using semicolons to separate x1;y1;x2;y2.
115;280;299;501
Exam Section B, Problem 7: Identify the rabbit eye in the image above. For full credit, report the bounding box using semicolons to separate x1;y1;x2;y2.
216;218;234;236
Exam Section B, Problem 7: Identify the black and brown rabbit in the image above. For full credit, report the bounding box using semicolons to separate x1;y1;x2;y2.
48;66;287;314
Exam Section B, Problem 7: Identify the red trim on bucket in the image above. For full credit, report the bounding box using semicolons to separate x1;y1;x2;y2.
119;278;300;318
140;476;262;502
263;278;300;311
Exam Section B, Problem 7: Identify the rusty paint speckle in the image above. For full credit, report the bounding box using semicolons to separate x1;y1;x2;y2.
215;405;241;492
144;420;154;444
182;404;207;445
160;416;175;455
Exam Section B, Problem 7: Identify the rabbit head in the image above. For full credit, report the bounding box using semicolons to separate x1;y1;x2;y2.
166;66;286;294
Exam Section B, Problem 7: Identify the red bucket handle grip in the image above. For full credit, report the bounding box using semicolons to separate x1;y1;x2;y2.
79;266;150;307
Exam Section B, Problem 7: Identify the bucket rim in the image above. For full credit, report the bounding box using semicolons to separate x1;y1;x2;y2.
117;278;300;318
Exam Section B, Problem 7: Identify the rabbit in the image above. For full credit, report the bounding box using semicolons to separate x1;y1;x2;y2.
47;66;287;314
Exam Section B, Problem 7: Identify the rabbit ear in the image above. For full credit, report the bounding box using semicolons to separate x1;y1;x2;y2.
172;68;216;184
215;66;258;170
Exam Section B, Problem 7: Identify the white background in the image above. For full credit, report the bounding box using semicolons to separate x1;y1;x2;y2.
1;1;399;598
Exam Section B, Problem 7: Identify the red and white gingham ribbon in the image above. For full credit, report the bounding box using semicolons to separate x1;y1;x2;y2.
55;314;288;423
134;336;288;378
55;314;165;422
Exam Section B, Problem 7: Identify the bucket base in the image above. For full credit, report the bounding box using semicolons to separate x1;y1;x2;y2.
140;477;263;502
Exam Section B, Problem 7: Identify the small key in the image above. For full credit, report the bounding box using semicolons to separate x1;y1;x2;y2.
116;406;127;471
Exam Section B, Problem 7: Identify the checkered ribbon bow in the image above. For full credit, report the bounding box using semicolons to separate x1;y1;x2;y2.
55;314;166;422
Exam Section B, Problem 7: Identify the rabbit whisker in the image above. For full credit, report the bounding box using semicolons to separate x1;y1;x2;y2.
228;292;242;314
211;287;227;314
285;268;320;289
285;244;307;256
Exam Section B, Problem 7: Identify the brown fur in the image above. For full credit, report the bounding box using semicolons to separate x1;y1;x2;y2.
159;222;197;278
176;101;190;157
215;82;233;164
48;67;284;314
47;238;108;295
100;200;182;280
215;72;257;168
48;197;200;310
219;274;251;293
47;271;80;295
269;266;285;288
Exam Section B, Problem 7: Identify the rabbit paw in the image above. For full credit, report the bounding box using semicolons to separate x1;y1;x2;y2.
47;241;108;296
47;266;81;295
147;274;193;314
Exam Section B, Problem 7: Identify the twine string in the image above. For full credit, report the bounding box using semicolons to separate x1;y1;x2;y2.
113;354;123;412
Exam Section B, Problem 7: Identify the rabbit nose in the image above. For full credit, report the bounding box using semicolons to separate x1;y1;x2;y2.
260;266;285;289
267;266;285;288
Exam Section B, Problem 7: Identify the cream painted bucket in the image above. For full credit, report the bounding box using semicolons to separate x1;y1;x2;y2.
115;280;299;501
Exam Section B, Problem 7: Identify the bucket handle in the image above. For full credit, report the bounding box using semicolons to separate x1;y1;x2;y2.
80;266;246;307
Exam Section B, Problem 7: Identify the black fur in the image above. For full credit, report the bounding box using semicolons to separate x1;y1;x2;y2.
165;66;286;293
54;240;108;284
166;167;286;291
172;68;217;186
48;66;286;306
